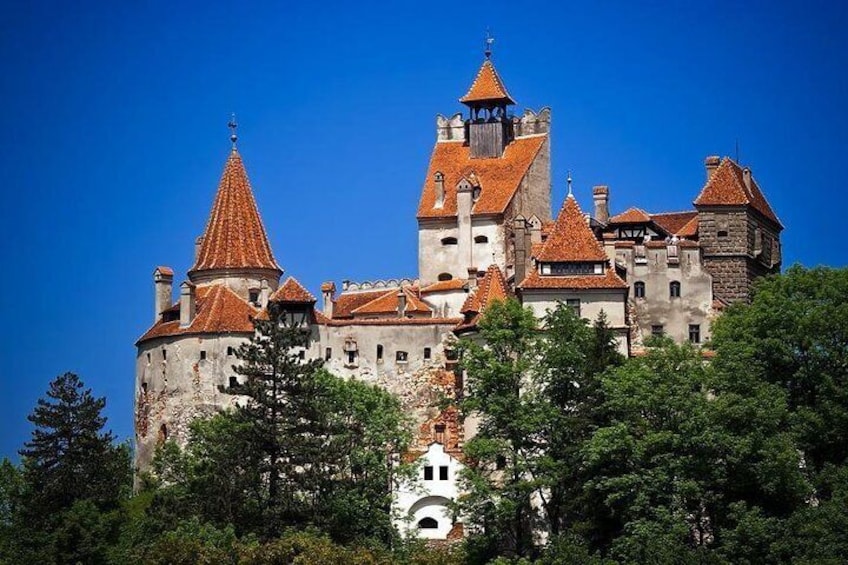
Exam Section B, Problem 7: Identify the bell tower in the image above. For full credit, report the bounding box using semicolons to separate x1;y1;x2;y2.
460;39;515;159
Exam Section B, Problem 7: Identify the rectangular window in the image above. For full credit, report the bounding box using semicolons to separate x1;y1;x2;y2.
347;351;357;365
434;423;446;443
651;325;664;337
396;351;408;363
439;466;448;480
377;344;384;362
325;347;332;361
566;299;581;317
227;346;234;356
200;350;207;361
689;324;701;344
298;350;305;360
162;348;167;360
424;347;431;360
424;466;433;480
229;376;238;388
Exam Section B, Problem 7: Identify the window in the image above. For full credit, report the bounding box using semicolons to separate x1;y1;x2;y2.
438;273;453;281
141;382;148;394
146;352;151;363
495;455;507;470
162;348;167;360
717;230;728;238
566;299;581;317
424;466;434;480
689;324;701;344
347;351;357;365
227;346;234;356
435;423;446;443
441;237;458;245
424;347;431;360
651;325;664;337
634;281;646;298
229;376;238;388
542;263;602;276
418;517;438;529
249;289;259;304
474;235;488;244
325;347;332;361
377;344;384;362
396;351;408;363
200;350;207;361
298;350;305;360
439;466;449;480
158;424;168;443
670;281;681;298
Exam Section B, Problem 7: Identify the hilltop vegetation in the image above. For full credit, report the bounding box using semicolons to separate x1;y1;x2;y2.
1;266;847;564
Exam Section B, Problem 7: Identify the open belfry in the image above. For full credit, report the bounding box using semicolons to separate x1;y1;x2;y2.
135;50;782;540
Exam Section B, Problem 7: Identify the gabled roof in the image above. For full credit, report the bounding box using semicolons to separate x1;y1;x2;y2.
460;265;509;315
650;211;697;234
331;290;390;319
417;134;547;219
269;277;315;303
608;207;651;224
676;215;699;238
421;279;467;293
460;59;516;105
694;157;782;227
536;195;608;263
351;287;432;317
190;150;282;274
137;284;258;344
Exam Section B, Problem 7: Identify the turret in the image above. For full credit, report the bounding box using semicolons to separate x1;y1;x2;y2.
460;52;515;159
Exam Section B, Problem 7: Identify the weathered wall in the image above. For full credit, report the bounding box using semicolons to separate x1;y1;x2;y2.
187;268;281;303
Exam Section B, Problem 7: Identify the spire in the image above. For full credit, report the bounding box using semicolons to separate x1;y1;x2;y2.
537;194;608;263
460;58;516;106
228;113;238;150
189;149;282;275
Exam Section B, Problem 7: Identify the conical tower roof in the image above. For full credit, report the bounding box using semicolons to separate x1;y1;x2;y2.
537;194;608;263
460;59;516;106
190;149;281;275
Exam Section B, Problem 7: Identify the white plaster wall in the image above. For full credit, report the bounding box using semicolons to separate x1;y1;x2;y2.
471;218;506;272
188;269;280;302
394;443;464;539
418;221;460;285
420;289;470;319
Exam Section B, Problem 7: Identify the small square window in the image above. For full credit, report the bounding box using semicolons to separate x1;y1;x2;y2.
424;466;433;480
249;290;259;304
689;324;701;344
298;350;305;360
651;325;664;337
200;350;207;361
396;351;408;363
717;230;728;238
439;466;448;480
424;347;432;360
566;299;581;317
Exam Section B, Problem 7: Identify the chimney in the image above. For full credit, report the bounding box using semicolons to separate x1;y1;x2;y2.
321;281;336;318
467;267;479;289
397;290;407;318
194;236;204;262
592;186;610;224
512;216;528;286
705;156;720;181
434;171;445;209
179;281;196;327
153;267;174;322
259;279;270;308
742;167;752;192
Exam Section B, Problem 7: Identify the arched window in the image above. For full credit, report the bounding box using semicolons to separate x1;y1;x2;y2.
670;281;681;298
634;281;646;298
441;237;458;245
438;273;453;281
418;517;438;529
474;235;488;243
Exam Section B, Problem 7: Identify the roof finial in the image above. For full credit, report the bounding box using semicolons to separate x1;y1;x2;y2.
228;113;238;150
484;29;494;59
567;170;573;197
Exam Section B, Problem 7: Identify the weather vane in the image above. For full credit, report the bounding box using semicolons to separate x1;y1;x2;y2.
484;30;494;59
228;113;238;149
567;170;573;196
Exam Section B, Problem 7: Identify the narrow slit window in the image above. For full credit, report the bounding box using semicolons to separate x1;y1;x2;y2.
670;281;681;298
325;347;332;361
377;344;384;361
634;281;645;298
439;466;448;480
200;350;207;361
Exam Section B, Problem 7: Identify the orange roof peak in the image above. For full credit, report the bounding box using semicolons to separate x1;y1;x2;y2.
270;277;316;303
694;157;782;227
190;150;282;275
460;59;516;106
536;195;608;263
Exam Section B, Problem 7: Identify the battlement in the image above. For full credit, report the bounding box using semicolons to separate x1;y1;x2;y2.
435;107;551;142
341;278;419;293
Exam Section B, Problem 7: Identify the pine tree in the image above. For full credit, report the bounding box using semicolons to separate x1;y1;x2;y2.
20;372;128;522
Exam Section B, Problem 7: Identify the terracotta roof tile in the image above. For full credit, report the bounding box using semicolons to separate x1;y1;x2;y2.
459;59;516;105
518;269;628;290
694;158;782;227
331;290;390;319
155;266;174;276
675;215;699;237
322;317;463;327
421;279;467;293
269;277;316;303
536;195;608;263
190;150;281;274
650;211;697;234
417;135;547;219
137;284;258;344
608;207;652;224
351;287;432;317
456;265;510;331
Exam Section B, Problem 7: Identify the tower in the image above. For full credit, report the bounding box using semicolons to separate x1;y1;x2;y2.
460;54;516;158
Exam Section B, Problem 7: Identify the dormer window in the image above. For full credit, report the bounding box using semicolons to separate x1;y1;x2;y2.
441;237;458;245
540;262;604;276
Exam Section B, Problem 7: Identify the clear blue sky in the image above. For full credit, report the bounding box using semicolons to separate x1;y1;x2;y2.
2;1;847;460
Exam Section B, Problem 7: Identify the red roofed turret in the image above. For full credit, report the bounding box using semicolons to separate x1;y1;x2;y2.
460;59;516;107
536;195;608;263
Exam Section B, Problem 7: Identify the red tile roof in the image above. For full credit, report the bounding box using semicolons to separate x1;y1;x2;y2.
331;290;391;319
676;215;699;237
456;265;510;331
321;317;463;327
190;150;281;274
421;279;467;293
137;284;258;344
536;195;608;263
518;269;628;290
694;158;782;226
417;135;547;219
351;287;432;317
155;266;174;276
608;207;651;224
269;277;316;303
650;211;697;234
459;59;516;105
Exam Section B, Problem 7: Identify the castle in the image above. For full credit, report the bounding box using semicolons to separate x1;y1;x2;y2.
134;53;782;540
